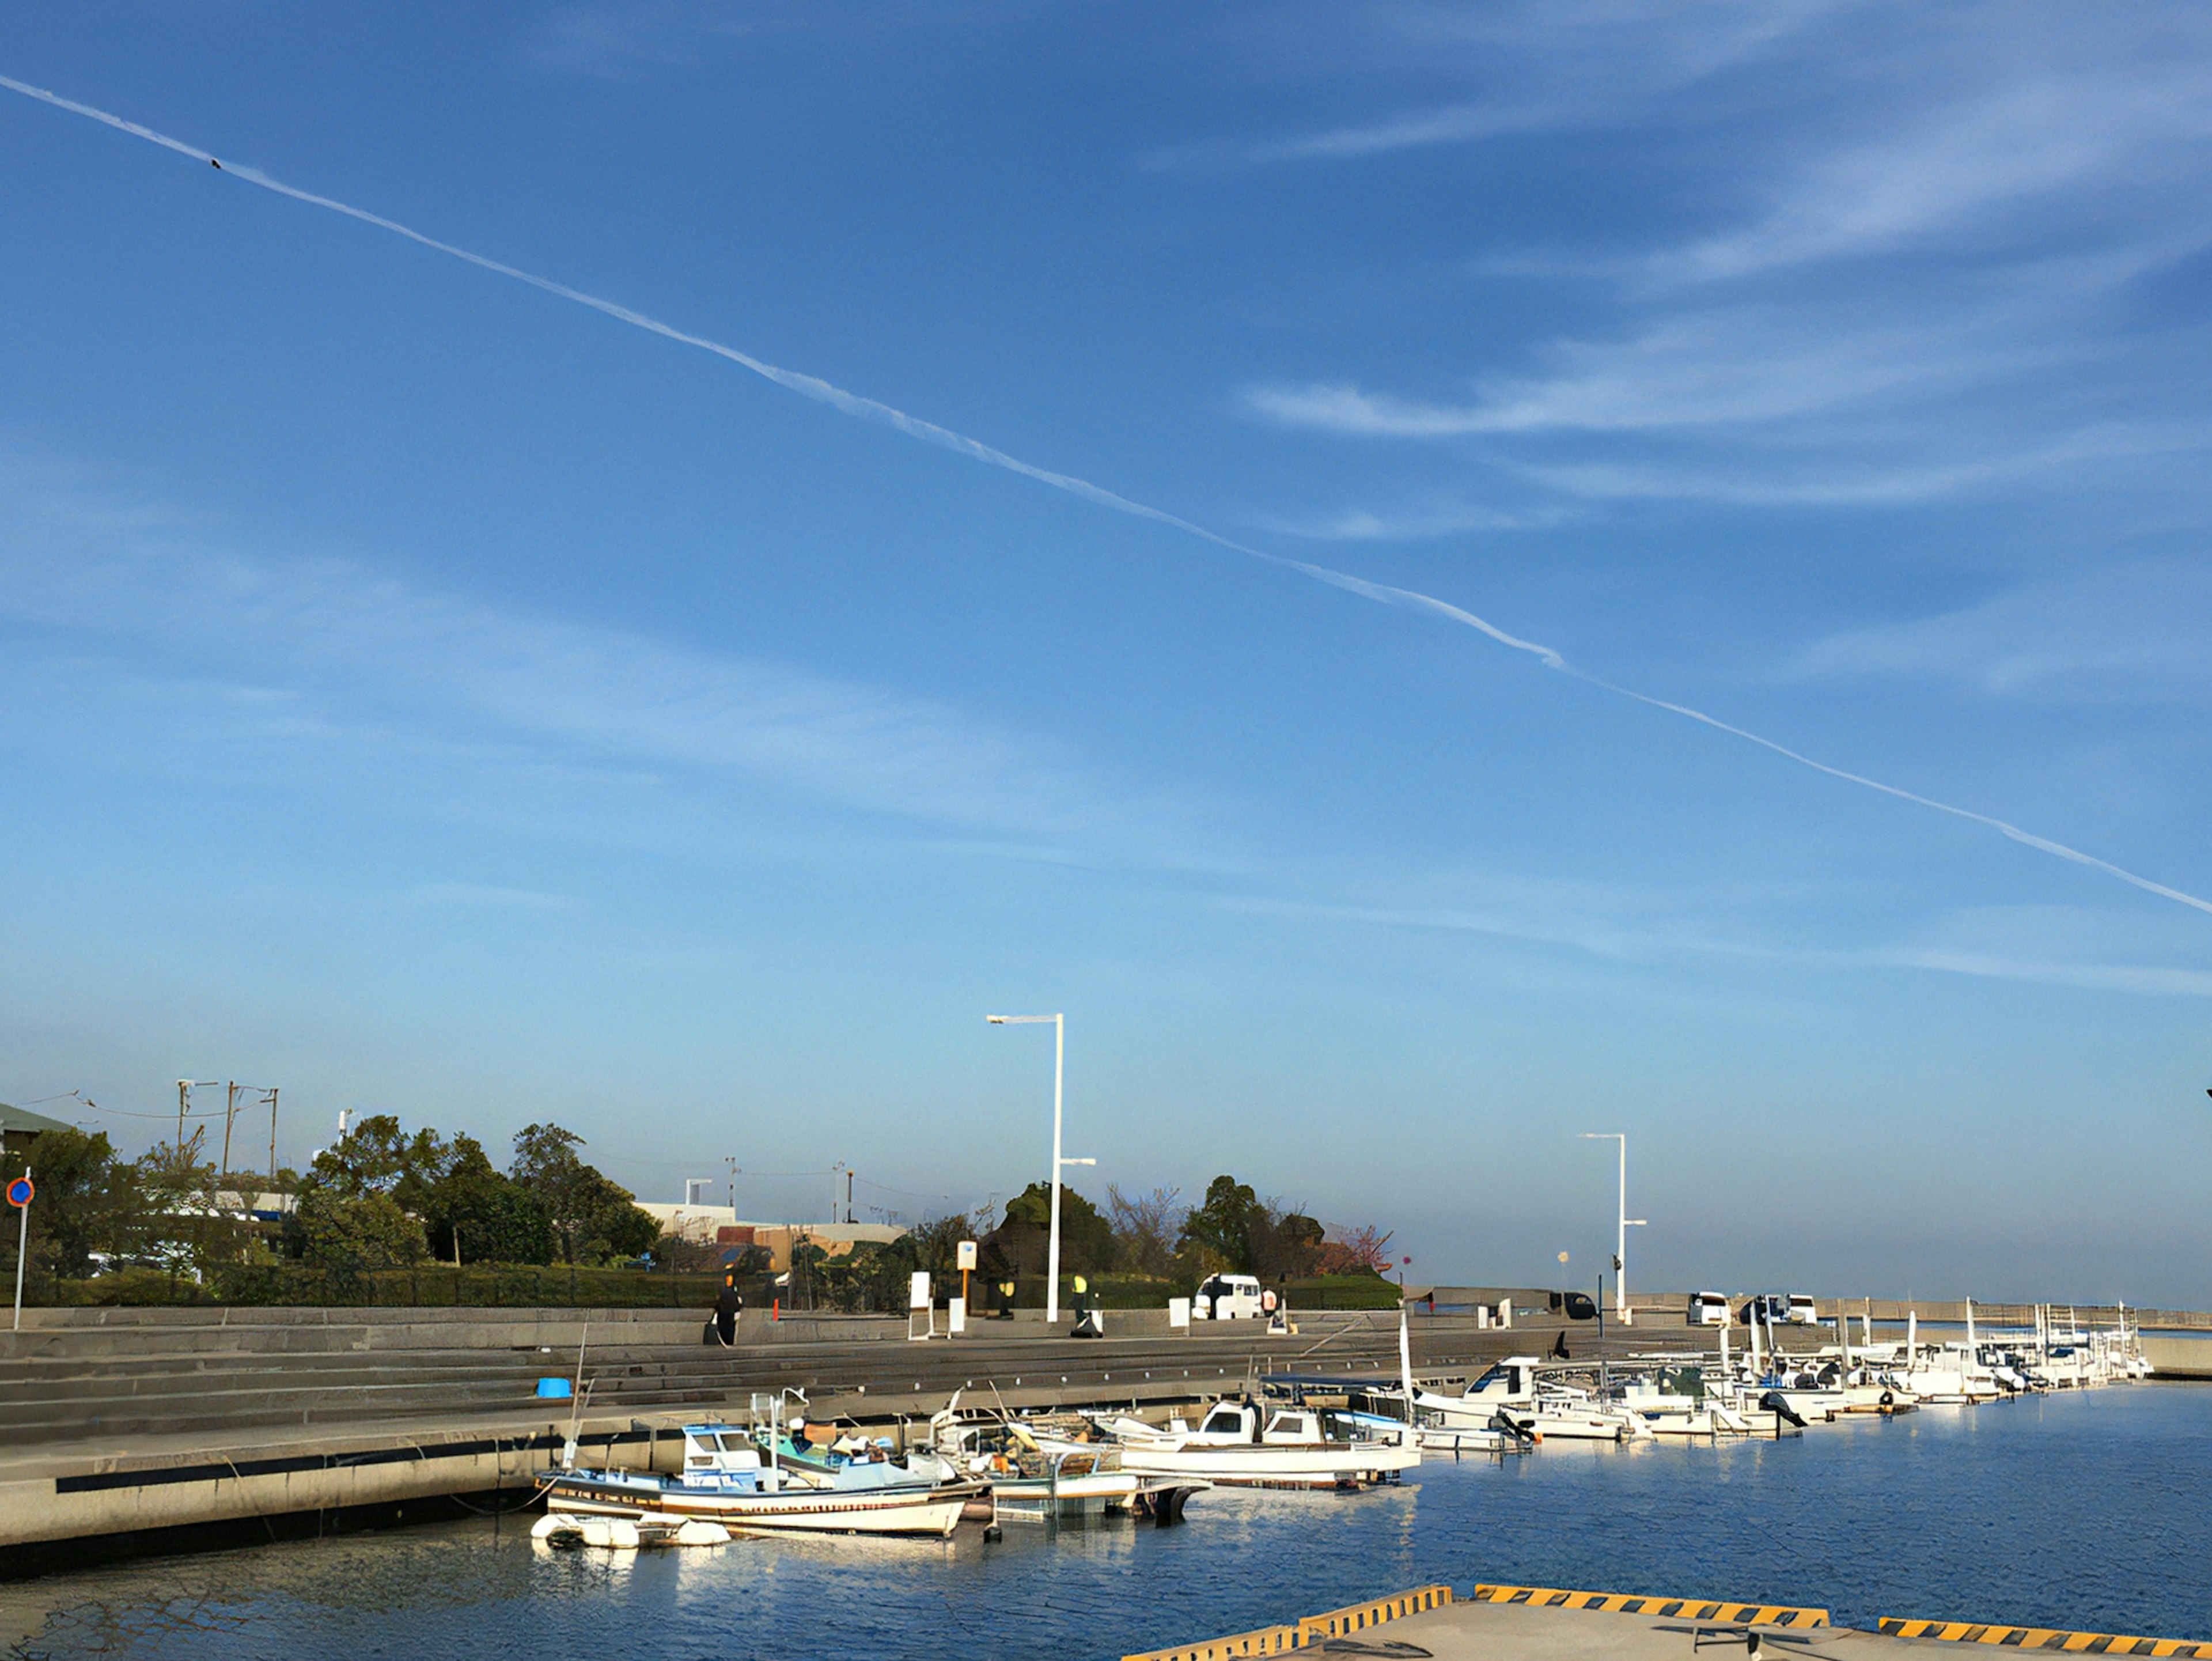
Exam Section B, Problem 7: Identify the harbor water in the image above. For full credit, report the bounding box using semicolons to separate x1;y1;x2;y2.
5;1384;2206;1659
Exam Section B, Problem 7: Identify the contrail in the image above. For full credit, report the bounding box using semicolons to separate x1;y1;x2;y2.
7;72;2207;920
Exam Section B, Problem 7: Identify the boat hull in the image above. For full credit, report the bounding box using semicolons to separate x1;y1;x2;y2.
1118;1441;1417;1489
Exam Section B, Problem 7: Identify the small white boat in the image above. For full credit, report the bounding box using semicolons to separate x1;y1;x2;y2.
531;1511;733;1549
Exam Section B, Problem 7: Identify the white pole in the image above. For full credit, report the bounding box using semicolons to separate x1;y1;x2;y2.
12;1168;31;1333
1047;1013;1065;1325
1399;1310;1416;1438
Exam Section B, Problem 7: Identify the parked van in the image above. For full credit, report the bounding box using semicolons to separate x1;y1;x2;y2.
1194;1273;1264;1320
1687;1291;1729;1326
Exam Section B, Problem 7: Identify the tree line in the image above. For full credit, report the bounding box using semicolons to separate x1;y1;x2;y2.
967;1174;1393;1288
2;1115;660;1297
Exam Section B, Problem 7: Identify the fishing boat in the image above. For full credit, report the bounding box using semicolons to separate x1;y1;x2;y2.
541;1422;982;1538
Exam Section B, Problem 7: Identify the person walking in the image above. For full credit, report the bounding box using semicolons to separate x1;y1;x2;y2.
710;1270;744;1347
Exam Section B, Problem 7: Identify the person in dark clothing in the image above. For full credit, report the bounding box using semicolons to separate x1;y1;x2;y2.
711;1272;744;1346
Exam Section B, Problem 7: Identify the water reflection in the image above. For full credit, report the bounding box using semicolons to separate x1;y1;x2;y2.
4;1386;2206;1660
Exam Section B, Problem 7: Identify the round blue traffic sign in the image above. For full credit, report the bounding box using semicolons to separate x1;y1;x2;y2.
6;1178;31;1208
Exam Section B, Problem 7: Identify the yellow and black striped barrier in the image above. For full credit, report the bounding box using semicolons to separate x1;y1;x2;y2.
1298;1586;1454;1643
1878;1618;2212;1655
1471;1583;1831;1628
1121;1584;1452;1660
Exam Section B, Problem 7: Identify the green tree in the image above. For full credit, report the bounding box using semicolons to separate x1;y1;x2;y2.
306;1114;448;1207
509;1122;657;1265
21;1126;130;1284
980;1182;1113;1279
297;1187;427;1269
133;1130;263;1283
1178;1174;1263;1273
422;1135;552;1265
1248;1204;1326;1282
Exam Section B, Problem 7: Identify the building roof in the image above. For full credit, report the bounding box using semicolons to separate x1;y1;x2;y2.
0;1102;77;1137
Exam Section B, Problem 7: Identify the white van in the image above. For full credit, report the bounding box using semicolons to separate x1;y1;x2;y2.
1687;1291;1729;1326
1785;1295;1819;1325
1194;1273;1264;1320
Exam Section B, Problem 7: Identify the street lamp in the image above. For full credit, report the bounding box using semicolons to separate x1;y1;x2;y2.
1578;1133;1646;1323
987;1013;1094;1323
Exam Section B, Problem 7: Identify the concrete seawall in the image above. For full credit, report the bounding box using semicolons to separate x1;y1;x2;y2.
5;1295;2200;1576
1;1303;1598;1573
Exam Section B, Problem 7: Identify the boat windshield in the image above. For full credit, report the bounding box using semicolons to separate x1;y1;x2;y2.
1465;1363;1512;1395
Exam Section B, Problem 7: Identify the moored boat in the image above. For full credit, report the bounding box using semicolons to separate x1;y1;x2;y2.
542;1423;982;1538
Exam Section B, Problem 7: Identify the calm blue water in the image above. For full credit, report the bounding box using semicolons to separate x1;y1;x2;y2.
5;1385;2207;1659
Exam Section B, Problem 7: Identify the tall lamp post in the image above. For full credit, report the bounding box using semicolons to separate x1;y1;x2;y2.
1578;1133;1646;1324
988;1013;1094;1323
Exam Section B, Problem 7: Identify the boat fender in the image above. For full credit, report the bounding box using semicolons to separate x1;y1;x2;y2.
1878;1390;1894;1406
607;1520;642;1550
675;1520;733;1546
529;1514;573;1541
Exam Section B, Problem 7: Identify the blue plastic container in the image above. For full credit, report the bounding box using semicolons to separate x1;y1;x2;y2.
535;1376;573;1399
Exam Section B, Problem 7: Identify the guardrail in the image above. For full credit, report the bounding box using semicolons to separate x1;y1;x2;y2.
1878;1618;2212;1654
1469;1583;1830;1627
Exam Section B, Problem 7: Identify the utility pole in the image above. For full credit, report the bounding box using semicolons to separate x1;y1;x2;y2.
726;1156;739;1214
264;1088;280;1187
175;1080;217;1156
220;1081;239;1190
846;1167;855;1224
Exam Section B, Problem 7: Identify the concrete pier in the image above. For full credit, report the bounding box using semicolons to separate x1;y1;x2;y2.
1123;1584;2212;1661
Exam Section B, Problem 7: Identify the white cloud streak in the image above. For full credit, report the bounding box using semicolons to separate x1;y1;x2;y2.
5;72;2208;920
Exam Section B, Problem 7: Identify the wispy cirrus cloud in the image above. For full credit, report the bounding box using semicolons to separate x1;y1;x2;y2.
1222;886;2212;1000
1146;0;1836;169
1251;500;1565;540
1789;561;2212;703
0;460;1199;868
1224;7;2212;510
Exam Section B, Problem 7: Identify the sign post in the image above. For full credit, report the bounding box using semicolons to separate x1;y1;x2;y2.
7;1171;32;1333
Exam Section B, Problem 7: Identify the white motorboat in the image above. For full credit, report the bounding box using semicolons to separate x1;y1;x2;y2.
1099;1399;1419;1489
543;1423;981;1538
1412;1357;1649;1442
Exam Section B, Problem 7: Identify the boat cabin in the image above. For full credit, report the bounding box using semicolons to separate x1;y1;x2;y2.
1459;1359;1539;1405
680;1424;773;1490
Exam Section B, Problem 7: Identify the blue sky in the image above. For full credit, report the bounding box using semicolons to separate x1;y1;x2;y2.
2;3;2208;1303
